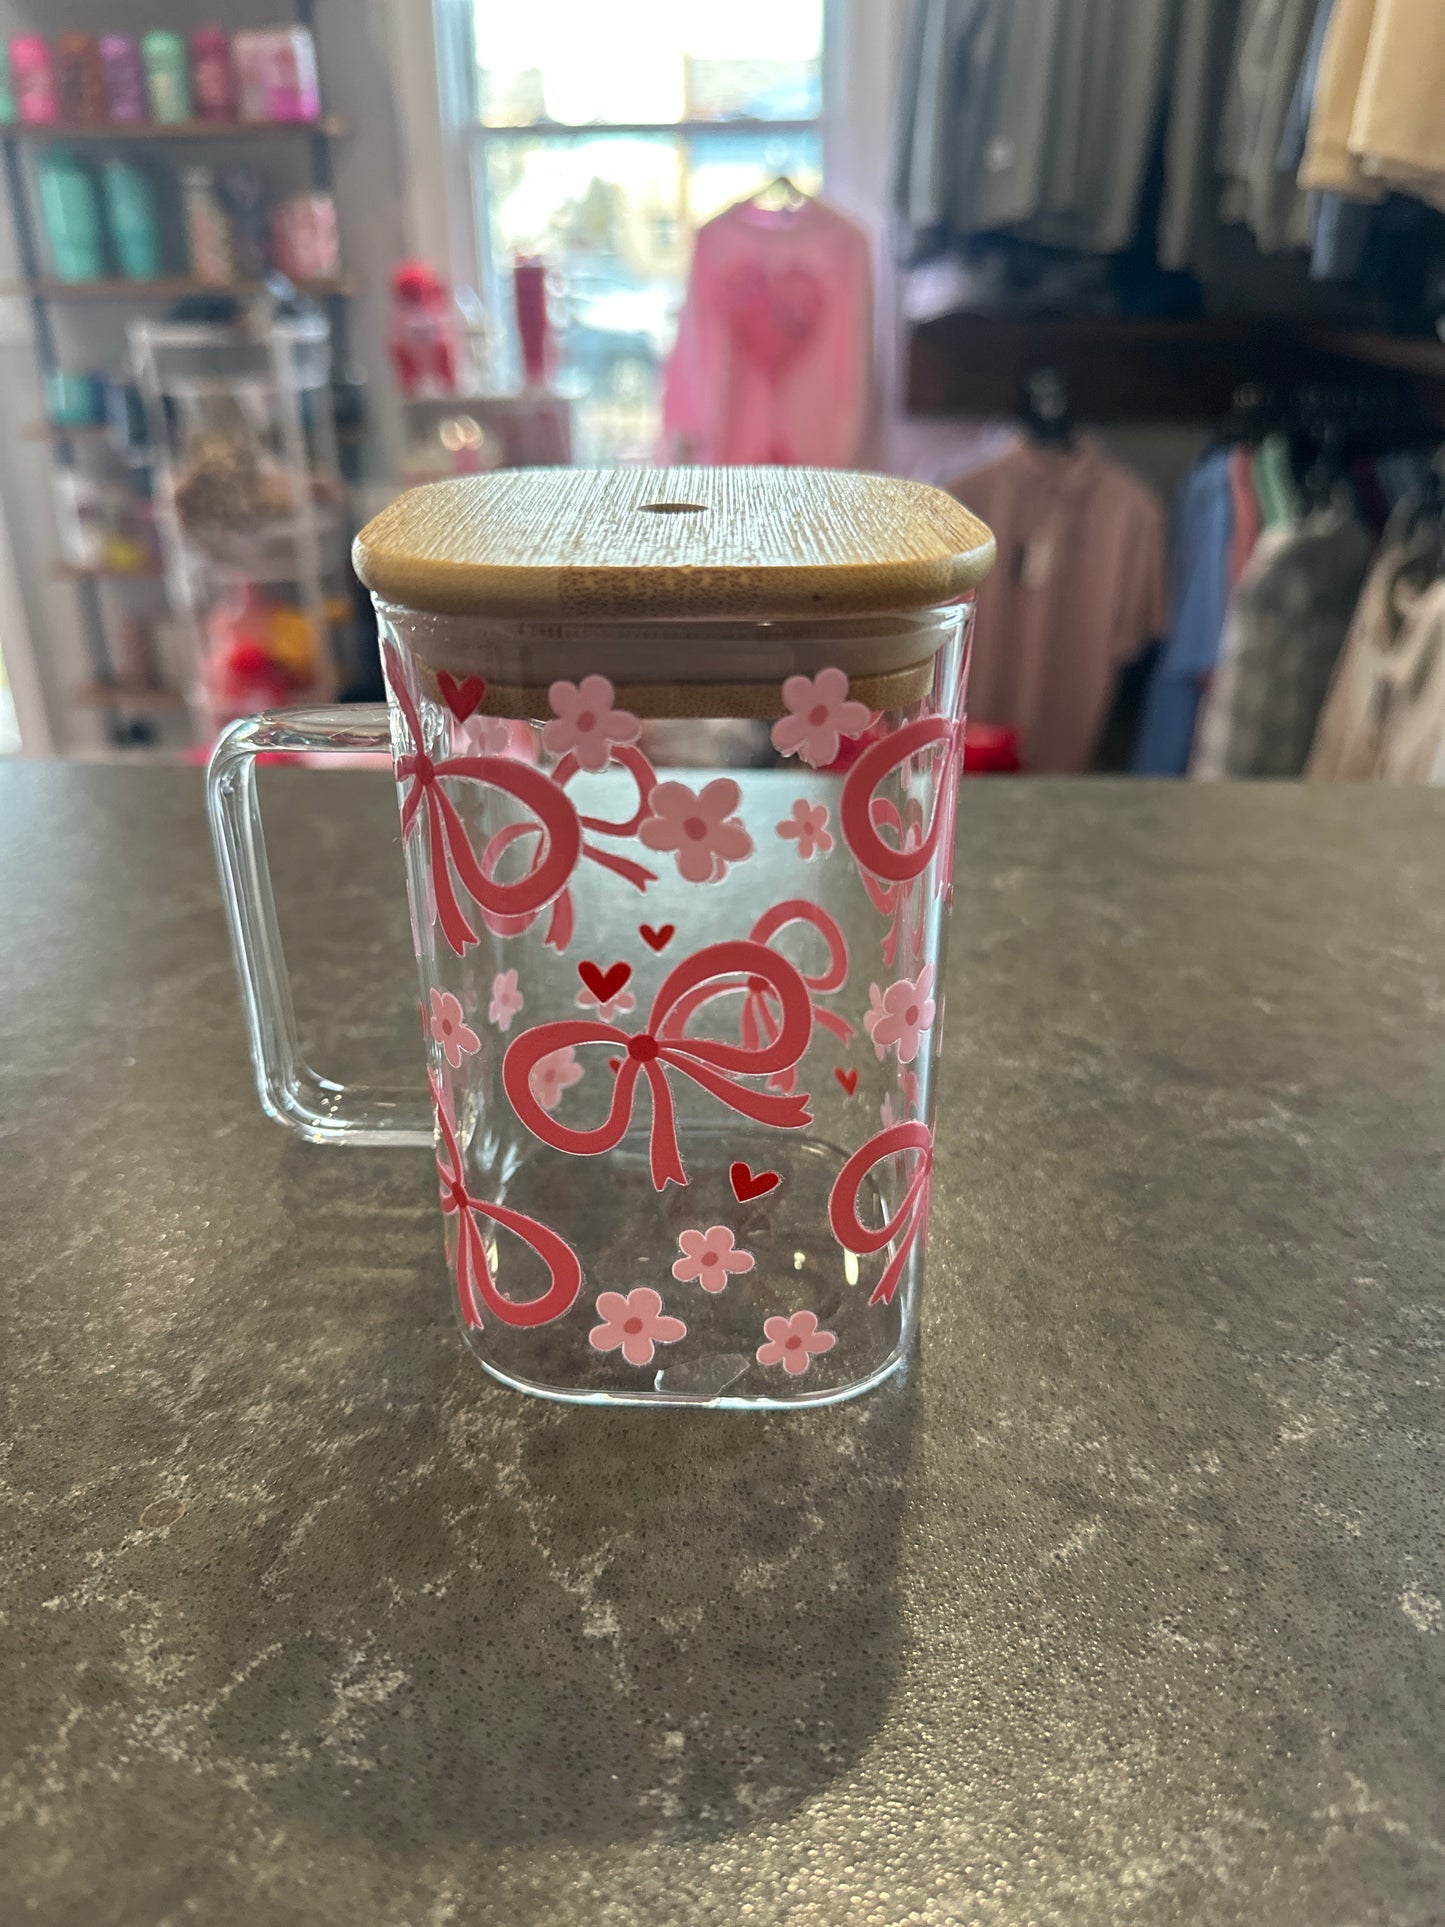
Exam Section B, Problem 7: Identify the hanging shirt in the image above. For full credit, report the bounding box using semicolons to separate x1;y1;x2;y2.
1375;582;1445;781
1308;522;1443;778
1217;0;1317;250
1299;0;1386;199
660;197;873;468
1160;0;1243;271
1301;0;1445;206
1192;503;1374;777
1133;450;1235;776
946;438;1168;773
1228;446;1263;587
1350;0;1445;207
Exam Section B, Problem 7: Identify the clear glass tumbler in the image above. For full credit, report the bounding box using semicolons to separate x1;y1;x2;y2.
208;467;993;1408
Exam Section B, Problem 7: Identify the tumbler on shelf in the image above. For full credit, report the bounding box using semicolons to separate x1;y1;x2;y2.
36;149;103;282
141;31;191;124
98;34;147;124
268;27;320;122
56;34;106;125
189;27;235;121
208;468;995;1409
513;255;551;387
10;35;56;127
182;165;234;284
102;158;162;280
270;190;338;283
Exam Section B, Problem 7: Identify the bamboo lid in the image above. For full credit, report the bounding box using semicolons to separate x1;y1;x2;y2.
353;466;995;621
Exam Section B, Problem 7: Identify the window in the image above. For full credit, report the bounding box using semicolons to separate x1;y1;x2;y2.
465;0;825;461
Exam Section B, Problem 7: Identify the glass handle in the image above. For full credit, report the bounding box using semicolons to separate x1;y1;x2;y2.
206;705;434;1148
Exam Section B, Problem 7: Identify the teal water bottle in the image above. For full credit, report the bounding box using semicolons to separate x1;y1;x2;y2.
101;159;161;279
36;149;103;282
0;42;16;124
141;31;191;123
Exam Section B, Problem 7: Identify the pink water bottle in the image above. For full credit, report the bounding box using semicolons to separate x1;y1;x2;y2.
190;28;236;122
10;36;57;127
269;28;320;122
513;256;552;387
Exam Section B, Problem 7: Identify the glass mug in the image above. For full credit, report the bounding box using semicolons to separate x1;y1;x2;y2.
208;468;994;1408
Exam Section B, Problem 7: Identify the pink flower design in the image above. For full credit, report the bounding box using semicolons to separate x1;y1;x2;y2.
638;778;753;884
428;987;480;1068
776;797;834;860
770;667;872;769
881;1067;923;1130
672;1224;756;1293
473;714;514;755
542;674;641;774
488;968;524;1033
863;965;936;1065
589;1286;687;1366
530;1045;583;1113
575;984;637;1025
756;1309;837;1375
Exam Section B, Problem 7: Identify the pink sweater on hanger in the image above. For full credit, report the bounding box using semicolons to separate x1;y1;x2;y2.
660;197;874;467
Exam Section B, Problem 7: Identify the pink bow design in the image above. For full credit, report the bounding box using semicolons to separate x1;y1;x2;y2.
657;899;855;1094
477;743;658;952
432;1072;583;1329
828;1121;933;1307
503;939;815;1191
384;641;583;956
840;715;963;906
857;797;927;970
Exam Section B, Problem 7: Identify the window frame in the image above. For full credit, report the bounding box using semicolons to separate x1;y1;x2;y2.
442;0;837;377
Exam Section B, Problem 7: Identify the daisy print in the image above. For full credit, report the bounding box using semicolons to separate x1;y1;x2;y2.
639;777;753;884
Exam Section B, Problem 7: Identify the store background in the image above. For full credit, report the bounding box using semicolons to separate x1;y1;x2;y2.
0;0;1440;777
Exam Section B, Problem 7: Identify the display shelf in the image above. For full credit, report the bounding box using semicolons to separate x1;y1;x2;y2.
52;560;162;582
905;314;1445;424
74;678;185;710
0;0;354;755
24;275;355;302
2;116;344;142
26;420;112;441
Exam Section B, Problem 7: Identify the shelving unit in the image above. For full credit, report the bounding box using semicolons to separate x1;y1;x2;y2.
905;313;1445;425
74;678;185;710
0;0;353;751
51;560;161;581
3;116;345;142
23;275;355;301
26;418;112;441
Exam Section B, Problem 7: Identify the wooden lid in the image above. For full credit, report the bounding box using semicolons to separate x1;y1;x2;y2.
352;466;995;620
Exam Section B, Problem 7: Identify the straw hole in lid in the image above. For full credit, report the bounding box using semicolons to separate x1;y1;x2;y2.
638;501;707;514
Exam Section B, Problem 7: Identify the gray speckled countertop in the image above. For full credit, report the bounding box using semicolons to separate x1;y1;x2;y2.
3;767;1444;1927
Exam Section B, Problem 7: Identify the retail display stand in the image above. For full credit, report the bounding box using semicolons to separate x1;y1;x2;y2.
130;309;347;736
0;0;350;749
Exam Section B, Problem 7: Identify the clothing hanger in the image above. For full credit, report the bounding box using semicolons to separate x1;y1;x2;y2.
1020;365;1075;451
1217;381;1277;450
748;174;812;216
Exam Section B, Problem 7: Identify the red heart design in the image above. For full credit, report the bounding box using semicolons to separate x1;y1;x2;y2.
834;1067;859;1097
730;1161;780;1203
725;261;824;380
639;923;675;953
578;959;632;1005
607;1058;621;1072
437;671;487;723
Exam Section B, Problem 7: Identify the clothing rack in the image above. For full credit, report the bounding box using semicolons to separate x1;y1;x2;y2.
906;315;1445;427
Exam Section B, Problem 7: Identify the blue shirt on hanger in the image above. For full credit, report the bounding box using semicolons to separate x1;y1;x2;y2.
1133;448;1235;776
